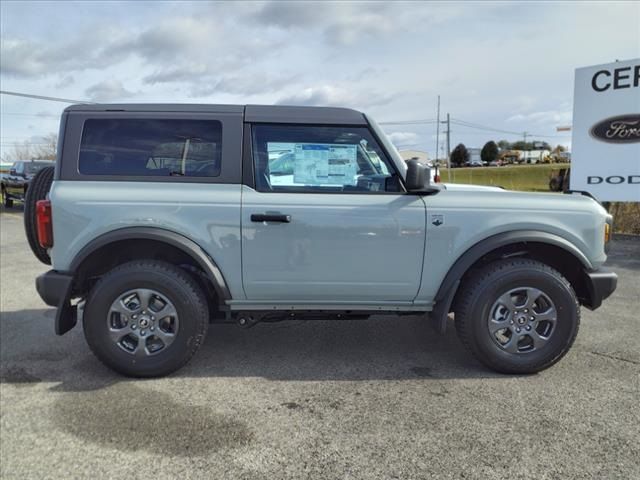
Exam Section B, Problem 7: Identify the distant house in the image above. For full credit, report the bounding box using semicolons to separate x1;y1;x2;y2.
399;150;429;165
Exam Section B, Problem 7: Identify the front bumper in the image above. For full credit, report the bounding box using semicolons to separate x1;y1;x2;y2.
36;270;77;335
583;269;618;310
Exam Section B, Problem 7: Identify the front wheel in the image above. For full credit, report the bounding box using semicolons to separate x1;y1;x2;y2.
455;258;580;374
83;260;209;377
1;187;13;208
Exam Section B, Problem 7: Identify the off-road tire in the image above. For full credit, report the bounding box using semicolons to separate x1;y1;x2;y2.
84;260;209;377
455;258;580;374
23;166;54;264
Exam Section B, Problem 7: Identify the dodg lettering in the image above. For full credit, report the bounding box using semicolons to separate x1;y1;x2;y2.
588;175;640;184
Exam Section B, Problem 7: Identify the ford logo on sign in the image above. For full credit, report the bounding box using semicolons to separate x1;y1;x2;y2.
590;114;640;143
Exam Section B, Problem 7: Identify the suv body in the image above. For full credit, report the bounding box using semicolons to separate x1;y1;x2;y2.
1;160;54;207
33;104;617;377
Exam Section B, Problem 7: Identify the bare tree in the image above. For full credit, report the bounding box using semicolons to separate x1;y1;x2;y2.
1;133;57;162
34;133;58;160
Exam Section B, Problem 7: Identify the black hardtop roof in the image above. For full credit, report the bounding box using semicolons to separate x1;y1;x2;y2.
64;104;367;125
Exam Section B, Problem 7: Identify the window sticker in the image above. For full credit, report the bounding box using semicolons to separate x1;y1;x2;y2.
293;143;358;186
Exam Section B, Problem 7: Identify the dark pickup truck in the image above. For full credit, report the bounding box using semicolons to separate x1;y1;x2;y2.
1;160;55;207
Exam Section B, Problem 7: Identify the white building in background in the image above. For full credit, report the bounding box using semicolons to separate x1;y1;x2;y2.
399;150;429;164
520;149;551;164
467;148;482;164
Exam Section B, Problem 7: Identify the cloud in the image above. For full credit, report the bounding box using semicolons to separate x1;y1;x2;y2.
251;1;395;45
189;72;301;98
0;15;272;82
85;80;135;102
106;18;217;64
507;109;572;125
250;1;469;45
0;27;134;77
0;38;47;76
54;75;75;89
276;85;397;108
251;1;323;29
387;132;419;147
143;64;210;85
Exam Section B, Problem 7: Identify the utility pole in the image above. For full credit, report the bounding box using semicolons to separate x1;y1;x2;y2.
446;113;451;170
440;113;451;175
435;95;440;164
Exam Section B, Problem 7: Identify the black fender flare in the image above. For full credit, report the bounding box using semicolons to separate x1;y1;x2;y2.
70;226;232;303
431;230;592;334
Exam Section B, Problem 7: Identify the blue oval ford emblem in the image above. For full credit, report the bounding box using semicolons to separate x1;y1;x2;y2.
590;114;640;144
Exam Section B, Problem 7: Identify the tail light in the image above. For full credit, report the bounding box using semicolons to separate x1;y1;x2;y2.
434;174;441;183
36;200;53;248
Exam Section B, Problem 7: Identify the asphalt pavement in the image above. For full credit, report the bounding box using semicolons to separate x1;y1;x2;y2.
1;207;638;479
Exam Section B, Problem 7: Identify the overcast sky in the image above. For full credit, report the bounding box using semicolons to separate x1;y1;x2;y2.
1;0;639;157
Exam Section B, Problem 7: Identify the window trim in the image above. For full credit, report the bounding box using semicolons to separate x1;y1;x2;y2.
247;122;407;195
60;111;242;184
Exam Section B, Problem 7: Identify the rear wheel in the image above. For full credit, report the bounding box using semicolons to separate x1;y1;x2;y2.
83;260;209;377
455;258;580;374
24;166;54;264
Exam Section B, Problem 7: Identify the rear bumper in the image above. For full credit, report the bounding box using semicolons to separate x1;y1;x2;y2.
583;269;618;310
36;270;77;335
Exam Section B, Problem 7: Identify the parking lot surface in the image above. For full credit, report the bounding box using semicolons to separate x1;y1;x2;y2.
1;208;639;479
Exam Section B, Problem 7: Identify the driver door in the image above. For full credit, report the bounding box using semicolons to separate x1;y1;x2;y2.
241;124;426;303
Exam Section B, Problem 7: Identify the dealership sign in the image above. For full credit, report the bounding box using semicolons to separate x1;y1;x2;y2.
571;58;640;201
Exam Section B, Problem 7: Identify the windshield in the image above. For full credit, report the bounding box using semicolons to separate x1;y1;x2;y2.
366;115;407;178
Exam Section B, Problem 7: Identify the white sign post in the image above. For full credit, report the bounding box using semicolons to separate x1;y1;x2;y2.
571;58;640;201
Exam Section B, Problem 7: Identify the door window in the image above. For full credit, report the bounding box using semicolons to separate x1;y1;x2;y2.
252;124;401;193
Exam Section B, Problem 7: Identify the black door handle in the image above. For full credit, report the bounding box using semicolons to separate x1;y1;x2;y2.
251;213;291;223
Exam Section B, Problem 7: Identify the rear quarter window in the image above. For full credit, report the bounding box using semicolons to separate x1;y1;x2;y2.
79;118;222;177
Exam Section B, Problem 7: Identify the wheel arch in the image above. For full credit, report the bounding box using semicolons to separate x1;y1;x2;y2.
431;230;593;334
69;227;231;304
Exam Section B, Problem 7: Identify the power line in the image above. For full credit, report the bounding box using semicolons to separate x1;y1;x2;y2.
378;119;437;125
451;118;523;136
0;90;91;104
451;118;571;139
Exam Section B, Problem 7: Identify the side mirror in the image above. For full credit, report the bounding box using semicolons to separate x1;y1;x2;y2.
405;160;429;191
405;160;440;194
9;169;17;176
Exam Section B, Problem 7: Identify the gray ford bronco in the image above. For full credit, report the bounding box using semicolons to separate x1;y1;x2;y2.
27;104;617;377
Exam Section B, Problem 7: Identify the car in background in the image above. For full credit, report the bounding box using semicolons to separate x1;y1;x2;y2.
1;160;55;207
465;160;484;167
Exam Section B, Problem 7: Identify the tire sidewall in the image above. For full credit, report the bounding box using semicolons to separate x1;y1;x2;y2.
84;266;206;376
468;266;578;370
